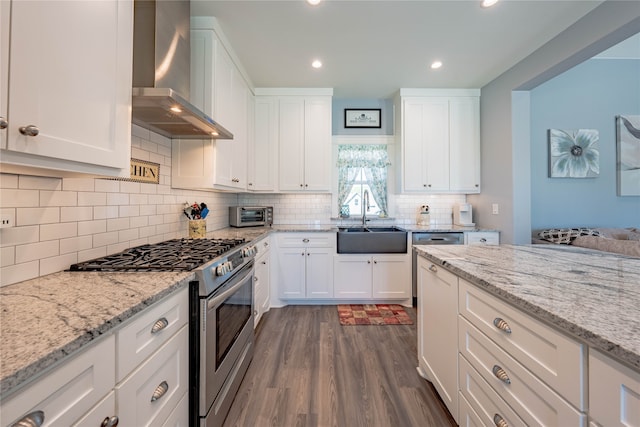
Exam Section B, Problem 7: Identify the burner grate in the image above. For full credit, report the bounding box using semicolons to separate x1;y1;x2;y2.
69;238;246;272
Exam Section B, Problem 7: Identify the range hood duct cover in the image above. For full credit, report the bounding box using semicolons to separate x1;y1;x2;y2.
131;0;232;140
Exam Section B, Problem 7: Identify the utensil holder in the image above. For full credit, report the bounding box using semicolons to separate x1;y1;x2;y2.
189;219;206;239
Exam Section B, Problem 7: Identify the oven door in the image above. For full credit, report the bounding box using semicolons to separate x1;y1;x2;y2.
239;207;267;227
200;261;254;419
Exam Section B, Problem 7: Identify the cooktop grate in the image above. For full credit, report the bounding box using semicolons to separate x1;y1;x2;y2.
69;238;245;272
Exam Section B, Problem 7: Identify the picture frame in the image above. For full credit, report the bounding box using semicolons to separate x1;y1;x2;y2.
548;128;599;178
344;109;381;128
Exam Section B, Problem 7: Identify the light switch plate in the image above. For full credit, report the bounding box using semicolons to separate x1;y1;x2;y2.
492;204;499;215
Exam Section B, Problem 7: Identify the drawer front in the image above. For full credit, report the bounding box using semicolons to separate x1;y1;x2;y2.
161;391;189;427
458;392;484;427
589;350;640;426
277;233;334;248
72;391;116;427
459;316;586;426
459;280;585;409
116;325;188;427
2;335;115;427
459;355;526;427
116;287;188;381
466;232;499;245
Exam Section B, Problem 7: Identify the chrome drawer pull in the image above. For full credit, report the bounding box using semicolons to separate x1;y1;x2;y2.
302;238;310;243
480;238;487;243
494;414;508;427
492;365;511;384
493;317;512;334
151;317;169;334
428;265;437;272
0;116;7;129
11;411;44;427
151;381;169;402
101;416;119;427
19;125;39;137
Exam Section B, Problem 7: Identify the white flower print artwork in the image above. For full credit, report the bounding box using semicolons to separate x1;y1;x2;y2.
616;115;640;196
549;129;599;178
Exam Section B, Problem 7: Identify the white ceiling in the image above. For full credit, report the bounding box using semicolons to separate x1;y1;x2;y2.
190;0;605;99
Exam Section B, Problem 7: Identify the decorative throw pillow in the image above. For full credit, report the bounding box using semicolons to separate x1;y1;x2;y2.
537;228;601;244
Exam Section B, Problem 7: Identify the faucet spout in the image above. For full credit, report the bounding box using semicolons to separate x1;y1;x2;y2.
362;190;370;226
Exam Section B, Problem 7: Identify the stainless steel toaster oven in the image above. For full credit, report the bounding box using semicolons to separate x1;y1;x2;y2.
229;206;273;227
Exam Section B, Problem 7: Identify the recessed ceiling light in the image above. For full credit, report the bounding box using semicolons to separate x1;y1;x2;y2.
307;0;321;5
170;106;182;113
430;61;443;69
480;0;499;8
311;59;323;69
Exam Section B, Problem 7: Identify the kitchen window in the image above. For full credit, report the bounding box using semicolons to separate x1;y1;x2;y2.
336;144;390;218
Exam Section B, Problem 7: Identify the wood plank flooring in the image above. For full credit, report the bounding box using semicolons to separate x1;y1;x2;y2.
223;305;457;427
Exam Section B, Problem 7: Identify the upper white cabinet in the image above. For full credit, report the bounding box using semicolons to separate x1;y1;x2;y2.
172;17;251;191
1;0;132;177
255;88;333;193
250;96;278;191
396;89;480;194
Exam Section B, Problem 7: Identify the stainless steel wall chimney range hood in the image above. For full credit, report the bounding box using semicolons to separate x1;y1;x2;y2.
131;0;232;140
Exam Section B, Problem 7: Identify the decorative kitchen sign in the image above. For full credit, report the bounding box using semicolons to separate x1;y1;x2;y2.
128;158;160;183
548;129;599;178
344;109;381;128
616;115;640;196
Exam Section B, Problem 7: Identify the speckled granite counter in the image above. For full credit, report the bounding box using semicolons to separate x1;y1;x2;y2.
414;244;640;371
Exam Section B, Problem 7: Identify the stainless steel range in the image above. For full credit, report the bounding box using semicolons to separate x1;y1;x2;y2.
69;237;257;427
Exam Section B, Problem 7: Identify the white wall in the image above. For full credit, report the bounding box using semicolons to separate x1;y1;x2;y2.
0;125;237;287
470;2;640;243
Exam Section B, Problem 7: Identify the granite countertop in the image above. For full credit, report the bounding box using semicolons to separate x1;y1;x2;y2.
414;244;640;371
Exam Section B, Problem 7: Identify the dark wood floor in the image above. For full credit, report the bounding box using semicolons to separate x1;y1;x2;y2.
223;305;457;427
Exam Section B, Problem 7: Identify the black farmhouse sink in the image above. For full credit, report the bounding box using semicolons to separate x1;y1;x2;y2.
337;226;408;253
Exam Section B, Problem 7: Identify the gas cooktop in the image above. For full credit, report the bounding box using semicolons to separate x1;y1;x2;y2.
69;238;246;272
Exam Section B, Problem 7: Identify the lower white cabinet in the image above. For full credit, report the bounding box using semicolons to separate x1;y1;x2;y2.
464;231;499;245
416;256;459;421
1;335;116;427
162;392;189;427
254;237;271;327
333;254;410;300
276;233;334;299
589;350;640;426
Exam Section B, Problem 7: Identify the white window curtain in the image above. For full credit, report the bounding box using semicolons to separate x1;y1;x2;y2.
336;144;389;216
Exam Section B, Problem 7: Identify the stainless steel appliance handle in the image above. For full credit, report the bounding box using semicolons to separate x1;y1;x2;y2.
207;262;254;309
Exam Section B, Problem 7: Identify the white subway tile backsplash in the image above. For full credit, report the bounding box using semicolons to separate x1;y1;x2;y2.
107;192;129;206
1;261;39;287
40;253;78;277
95;179;120;193
131;146;150;161
107;217;130;232
130;216;148;228
40;190;77;207
0;225;39;247
61;207;93;222
0;189;39;208
16;240;59;263
94;206;119;220
19;175;62;190
0;174;18;188
118;228;139;243
78;192;107;206
1;247;15;267
107;242;129;254
62;178;95;192
59;236;93;254
129;194;149;205
78;219;106;236
119;205;140;218
93;231;119;248
40;222;77;241
119;181;141;194
17;207;60;226
78;246;107;263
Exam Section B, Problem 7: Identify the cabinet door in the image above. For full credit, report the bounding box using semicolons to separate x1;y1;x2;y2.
306;248;333;298
303;97;331;191
449;97;480;192
254;250;270;327
278;97;305;191
422;98;450;191
0;0;8;149
5;0;132;173
417;257;458;420
251;96;278;191
333;255;372;298
402;99;428;191
278;247;306;298
372;255;410;299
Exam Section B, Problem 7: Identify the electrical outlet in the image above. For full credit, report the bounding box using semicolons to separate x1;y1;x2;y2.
492;204;499;215
1;213;13;228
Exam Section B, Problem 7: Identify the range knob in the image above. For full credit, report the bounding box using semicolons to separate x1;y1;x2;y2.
242;245;257;257
215;261;233;276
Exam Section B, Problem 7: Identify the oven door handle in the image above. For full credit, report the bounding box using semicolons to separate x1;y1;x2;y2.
207;264;253;309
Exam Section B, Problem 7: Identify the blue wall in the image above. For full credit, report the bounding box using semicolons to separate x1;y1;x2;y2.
530;58;640;229
332;98;394;135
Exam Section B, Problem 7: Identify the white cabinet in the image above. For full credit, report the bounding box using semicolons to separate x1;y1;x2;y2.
333;254;410;300
255;89;333;193
276;233;334;299
254;237;271;327
250;96;278;191
416;256;459;421
464;231;499;245
396;89;480;194
1;0;8;149
1;335;116;427
172;17;250;191
0;0;132;178
589;350;640;426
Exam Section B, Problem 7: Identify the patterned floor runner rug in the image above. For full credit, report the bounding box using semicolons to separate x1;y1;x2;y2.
337;304;413;325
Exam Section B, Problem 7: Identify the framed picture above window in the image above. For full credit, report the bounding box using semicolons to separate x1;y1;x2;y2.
344;109;381;128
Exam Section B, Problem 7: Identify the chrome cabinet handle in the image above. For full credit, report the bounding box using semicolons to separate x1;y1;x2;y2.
493;317;512;334
0;116;7;129
480;238;487;243
150;317;169;334
248;182;253;186
150;381;169;402
493;414;508;427
101;416;119;427
302;238;309;243
254;276;258;282
428;265;437;272
19;125;39;137
492;365;511;384
263;242;269;247
367;260;371;264
11;410;44;427
299;184;304;187
261;260;266;265
373;260;377;264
